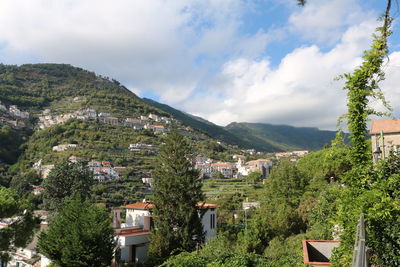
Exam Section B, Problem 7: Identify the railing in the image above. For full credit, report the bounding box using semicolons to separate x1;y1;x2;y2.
352;213;369;267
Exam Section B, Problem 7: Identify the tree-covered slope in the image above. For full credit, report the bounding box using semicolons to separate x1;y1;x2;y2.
225;122;338;152
0;63;166;117
142;98;249;147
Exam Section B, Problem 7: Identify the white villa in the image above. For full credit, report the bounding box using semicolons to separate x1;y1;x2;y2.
114;201;218;264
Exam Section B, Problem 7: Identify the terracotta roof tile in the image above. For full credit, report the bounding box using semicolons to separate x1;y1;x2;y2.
124;202;154;210
123;202;219;210
370;119;400;134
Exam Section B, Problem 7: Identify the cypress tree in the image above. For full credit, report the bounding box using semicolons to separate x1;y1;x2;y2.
149;130;204;263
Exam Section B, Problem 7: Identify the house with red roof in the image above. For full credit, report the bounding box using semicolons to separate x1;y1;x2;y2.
113;201;218;264
370;119;400;162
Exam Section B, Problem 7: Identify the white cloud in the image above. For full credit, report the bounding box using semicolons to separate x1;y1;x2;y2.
0;0;270;104
288;0;375;45
0;0;395;130
186;19;379;130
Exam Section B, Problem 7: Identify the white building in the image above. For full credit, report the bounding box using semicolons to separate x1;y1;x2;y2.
52;143;77;152
9;105;29;119
0;212;51;267
148;114;160;121
115;201;218;264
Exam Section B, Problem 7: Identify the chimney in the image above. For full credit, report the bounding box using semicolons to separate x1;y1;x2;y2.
144;216;151;231
113;209;122;229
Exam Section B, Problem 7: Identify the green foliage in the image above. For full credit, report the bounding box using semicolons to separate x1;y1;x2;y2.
0;125;28;164
42;160;94;211
149;130;205;263
332;153;400;266
246;171;263;184
339;3;392;170
38;199;115;267
10;170;40;197
225;122;340;152
0;187;35;262
297;134;351;182
161;235;269;267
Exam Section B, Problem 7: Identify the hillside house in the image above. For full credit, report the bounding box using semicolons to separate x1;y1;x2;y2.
88;160;124;181
140;115;149;121
144;124;166;134
68;155;83;163
246;159;272;178
129;143;154;152
210;162;234;177
370;119;400;162
125;118;144;130
114;201;218;264
148;113;160;121
52;143;77;152
161;116;171;124
0;212;51;267
99;116;120;126
236;158;272;178
9;105;29;119
141;177;154;188
98;112;111;117
242;149;256;155
33;187;45;195
33;160;55;179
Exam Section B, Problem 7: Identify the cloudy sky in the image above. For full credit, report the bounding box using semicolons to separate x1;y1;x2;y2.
0;0;399;130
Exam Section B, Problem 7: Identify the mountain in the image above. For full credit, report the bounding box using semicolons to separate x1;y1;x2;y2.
142;98;248;147
142;98;340;152
224;122;338;152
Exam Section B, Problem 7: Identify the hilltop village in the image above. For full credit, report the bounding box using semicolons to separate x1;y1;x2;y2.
0;100;312;266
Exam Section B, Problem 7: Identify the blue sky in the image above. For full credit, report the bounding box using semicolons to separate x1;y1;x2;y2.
0;0;399;130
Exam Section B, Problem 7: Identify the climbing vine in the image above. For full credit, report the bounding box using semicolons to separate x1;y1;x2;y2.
340;0;392;174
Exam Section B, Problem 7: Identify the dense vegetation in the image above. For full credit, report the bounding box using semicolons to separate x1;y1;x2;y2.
142;98;248;147
225;122;340;152
149;131;205;264
38;199;115;267
144;98;340;152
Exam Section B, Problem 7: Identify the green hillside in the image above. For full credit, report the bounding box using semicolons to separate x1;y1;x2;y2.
225;122;338;152
0;63;167;117
142;98;248;147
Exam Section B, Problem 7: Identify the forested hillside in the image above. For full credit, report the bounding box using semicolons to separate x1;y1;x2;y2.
225;122;339;152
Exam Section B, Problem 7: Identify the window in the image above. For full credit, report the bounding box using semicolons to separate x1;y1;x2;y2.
210;213;215;229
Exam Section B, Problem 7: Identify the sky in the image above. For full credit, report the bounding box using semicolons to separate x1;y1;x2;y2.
0;0;399;130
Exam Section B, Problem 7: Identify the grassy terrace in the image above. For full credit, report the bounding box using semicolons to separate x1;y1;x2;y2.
202;178;264;200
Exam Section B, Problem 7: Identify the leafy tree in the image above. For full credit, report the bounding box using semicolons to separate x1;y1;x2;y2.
38;199;115;267
149;130;205;263
10;170;40;197
42;160;94;211
246;171;263;184
0;187;35;262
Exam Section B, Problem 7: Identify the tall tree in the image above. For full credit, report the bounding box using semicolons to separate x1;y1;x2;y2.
0;187;35;262
42;160;94;211
149;130;205;263
38;199;115;267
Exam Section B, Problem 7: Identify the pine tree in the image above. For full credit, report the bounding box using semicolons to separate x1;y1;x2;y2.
43;160;94;212
149;130;204;263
